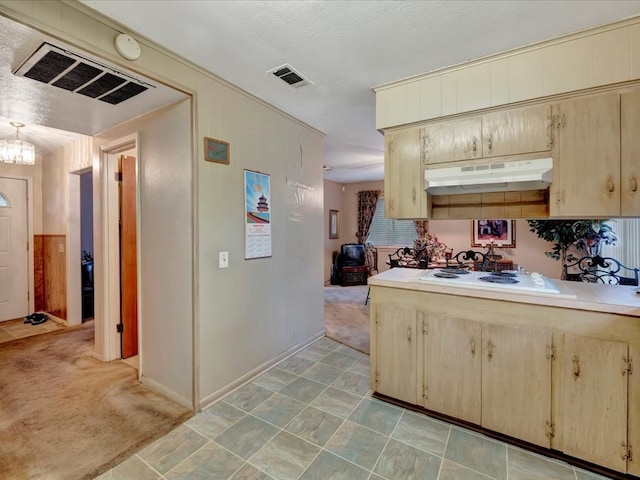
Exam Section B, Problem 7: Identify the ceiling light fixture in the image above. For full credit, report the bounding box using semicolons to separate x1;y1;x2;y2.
0;122;35;165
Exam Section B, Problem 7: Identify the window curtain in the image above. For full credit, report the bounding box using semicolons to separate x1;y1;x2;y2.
414;220;429;238
356;190;381;243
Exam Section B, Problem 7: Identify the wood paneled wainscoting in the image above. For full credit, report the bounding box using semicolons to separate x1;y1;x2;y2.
33;235;67;320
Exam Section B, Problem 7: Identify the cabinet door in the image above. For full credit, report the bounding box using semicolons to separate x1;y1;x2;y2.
422;117;482;165
384;127;425;219
482;104;551;158
550;93;620;217
621;88;640;216
373;304;417;404
482;323;552;448
629;344;640;477
421;314;481;424
562;335;628;473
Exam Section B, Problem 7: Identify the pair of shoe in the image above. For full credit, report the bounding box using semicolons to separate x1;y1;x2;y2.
24;313;49;325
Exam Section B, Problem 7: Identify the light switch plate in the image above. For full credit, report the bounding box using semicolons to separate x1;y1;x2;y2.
219;251;229;268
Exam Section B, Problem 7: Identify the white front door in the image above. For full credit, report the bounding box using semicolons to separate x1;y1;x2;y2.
0;177;28;322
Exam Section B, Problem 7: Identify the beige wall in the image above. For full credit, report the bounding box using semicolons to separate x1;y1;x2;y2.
1;1;324;409
323;180;344;283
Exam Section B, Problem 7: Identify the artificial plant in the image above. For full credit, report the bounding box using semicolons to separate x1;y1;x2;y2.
527;219;617;279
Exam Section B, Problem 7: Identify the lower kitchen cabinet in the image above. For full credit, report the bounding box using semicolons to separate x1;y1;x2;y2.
481;323;553;448
370;284;640;476
373;303;418;404
562;334;630;473
420;314;481;424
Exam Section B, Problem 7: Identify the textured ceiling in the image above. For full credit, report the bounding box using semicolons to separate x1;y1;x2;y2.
3;2;640;176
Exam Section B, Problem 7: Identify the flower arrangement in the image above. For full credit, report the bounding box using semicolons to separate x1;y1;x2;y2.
413;233;445;263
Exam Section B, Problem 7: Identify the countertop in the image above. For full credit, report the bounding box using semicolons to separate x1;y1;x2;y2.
368;267;640;317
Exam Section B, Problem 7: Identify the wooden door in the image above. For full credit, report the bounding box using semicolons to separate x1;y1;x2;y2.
120;155;138;358
0;177;28;321
562;334;628;473
482;104;552;158
621;88;640;216
374;304;417;404
384;127;424;219
482;323;552;447
550;93;620;217
422;117;482;165
422;314;481;424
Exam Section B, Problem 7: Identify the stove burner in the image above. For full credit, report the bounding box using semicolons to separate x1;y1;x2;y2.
490;271;518;278
439;268;470;275
433;272;460;278
479;275;520;284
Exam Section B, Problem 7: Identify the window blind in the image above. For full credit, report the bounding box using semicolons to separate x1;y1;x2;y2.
366;198;418;246
600;219;640;269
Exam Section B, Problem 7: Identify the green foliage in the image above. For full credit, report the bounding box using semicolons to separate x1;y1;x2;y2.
527;219;617;262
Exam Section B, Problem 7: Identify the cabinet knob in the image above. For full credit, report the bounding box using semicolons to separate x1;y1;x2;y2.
412;188;416;202
572;355;580;380
407;326;412;343
470;337;476;357
630;176;638;193
486;340;494;360
606;177;615;193
472;138;477;154
487;135;493;153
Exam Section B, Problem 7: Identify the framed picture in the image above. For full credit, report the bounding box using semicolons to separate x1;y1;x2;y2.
471;219;516;248
204;137;230;164
329;209;340;239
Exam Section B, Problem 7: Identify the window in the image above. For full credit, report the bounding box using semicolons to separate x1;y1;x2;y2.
366;198;417;246
600;218;640;270
0;193;8;208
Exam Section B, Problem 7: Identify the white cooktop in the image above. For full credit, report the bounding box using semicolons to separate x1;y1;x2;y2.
418;269;561;295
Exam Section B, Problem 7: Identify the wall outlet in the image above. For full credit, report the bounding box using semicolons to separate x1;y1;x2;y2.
219;251;229;269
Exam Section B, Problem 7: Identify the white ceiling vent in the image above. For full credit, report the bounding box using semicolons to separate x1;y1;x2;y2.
268;64;314;88
13;42;155;105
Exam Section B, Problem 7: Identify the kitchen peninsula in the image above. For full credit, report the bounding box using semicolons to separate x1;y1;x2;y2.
368;267;640;478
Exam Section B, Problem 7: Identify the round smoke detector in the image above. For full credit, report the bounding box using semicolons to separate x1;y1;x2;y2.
114;33;141;61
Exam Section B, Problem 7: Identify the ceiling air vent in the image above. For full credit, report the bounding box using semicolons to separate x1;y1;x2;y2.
268;64;314;88
14;42;154;105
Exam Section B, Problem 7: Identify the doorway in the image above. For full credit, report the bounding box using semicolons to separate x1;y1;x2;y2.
0;177;29;321
102;135;140;363
80;170;94;321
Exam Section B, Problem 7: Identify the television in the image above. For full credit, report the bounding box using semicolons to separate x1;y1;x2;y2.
341;243;365;266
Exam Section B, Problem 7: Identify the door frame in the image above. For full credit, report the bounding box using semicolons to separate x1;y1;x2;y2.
98;133;141;369
0;174;34;317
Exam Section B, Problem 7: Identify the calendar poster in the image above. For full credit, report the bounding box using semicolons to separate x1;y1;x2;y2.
244;170;272;259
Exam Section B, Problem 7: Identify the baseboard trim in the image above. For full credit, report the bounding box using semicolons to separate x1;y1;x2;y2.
199;329;326;411
140;375;193;410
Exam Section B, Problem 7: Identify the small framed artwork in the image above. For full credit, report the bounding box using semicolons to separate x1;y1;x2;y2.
471;219;516;247
204;137;230;165
329;209;340;239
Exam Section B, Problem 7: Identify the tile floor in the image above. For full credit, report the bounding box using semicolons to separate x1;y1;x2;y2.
96;337;613;480
0;315;65;344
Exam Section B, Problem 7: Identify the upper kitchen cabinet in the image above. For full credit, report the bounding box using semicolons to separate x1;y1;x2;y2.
481;104;551;158
384;127;426;219
421;104;552;165
621;88;640;216
550;93;621;217
422;117;482;165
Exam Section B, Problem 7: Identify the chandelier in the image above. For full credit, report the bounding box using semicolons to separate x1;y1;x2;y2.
0;122;35;165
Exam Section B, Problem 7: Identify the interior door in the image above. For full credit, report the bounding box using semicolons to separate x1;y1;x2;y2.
0;177;29;322
120;155;138;358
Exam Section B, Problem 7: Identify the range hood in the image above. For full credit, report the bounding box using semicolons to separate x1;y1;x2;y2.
425;158;553;195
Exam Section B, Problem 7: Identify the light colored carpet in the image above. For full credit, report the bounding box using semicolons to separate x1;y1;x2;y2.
324;285;370;354
0;321;192;480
